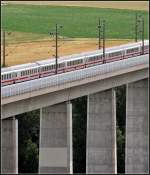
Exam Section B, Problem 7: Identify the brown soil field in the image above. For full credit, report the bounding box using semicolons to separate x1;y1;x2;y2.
1;39;133;66
5;1;149;11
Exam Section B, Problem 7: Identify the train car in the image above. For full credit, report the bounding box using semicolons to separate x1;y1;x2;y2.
1;63;39;86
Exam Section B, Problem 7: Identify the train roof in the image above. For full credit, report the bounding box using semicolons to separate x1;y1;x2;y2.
36;40;147;65
1;62;38;74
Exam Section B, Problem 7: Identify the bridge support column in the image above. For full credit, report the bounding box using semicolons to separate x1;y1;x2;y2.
86;89;117;173
2;117;18;174
125;79;149;173
39;101;72;174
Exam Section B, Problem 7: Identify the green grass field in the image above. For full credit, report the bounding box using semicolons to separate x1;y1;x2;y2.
2;4;148;39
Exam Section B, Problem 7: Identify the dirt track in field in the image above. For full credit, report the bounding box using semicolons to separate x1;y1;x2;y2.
1;39;133;66
5;1;149;11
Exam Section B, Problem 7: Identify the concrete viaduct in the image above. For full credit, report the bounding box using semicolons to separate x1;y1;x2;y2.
1;54;149;174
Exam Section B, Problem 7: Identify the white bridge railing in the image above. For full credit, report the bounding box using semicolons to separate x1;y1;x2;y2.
1;54;149;98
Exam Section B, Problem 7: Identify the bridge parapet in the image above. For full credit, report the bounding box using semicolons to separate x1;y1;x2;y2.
1;54;149;103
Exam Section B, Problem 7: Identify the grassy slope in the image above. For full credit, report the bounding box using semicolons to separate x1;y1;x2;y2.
2;4;148;39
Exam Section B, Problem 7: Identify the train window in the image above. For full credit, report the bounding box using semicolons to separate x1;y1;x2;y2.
99;55;103;59
49;65;53;70
67;61;71;66
13;72;17;77
88;56;96;62
95;56;98;60
78;59;83;64
109;51;122;57
52;65;55;69
75;60;78;65
126;47;139;54
144;45;149;50
58;63;64;68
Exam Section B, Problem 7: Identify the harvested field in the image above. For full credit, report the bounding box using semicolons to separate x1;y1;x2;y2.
5;1;149;11
1;39;133;66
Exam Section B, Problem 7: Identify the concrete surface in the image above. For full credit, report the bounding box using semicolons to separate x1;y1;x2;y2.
39;102;72;173
86;89;117;173
125;78;149;173
1;117;18;174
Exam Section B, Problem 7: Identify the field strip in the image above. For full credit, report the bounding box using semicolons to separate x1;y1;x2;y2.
5;1;149;11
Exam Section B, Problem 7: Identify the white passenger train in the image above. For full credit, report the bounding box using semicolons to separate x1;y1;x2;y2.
1;40;149;86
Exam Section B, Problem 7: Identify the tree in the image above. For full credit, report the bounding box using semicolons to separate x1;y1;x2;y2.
16;110;40;173
72;96;87;173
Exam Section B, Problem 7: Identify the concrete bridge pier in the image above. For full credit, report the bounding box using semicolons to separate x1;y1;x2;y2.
1;117;18;174
86;89;117;174
125;78;149;173
39;101;72;174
